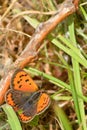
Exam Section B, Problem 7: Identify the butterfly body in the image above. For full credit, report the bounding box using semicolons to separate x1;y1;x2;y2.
5;69;50;123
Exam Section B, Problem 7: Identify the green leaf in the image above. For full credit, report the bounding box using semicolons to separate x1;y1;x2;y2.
2;104;22;130
54;104;73;130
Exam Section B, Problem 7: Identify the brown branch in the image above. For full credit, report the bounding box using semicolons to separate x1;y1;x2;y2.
0;0;79;105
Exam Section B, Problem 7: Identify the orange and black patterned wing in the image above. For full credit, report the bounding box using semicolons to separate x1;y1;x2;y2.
18;104;37;123
11;69;38;92
18;91;41;122
5;89;31;111
5;89;50;123
18;91;50;123
37;93;50;115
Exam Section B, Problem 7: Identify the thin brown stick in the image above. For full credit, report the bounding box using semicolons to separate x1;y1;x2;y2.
14;0;76;69
0;0;79;105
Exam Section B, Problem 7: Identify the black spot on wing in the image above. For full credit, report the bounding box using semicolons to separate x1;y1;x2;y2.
25;79;29;82
19;85;22;88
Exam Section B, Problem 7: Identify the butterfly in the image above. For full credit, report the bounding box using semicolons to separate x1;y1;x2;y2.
5;69;50;123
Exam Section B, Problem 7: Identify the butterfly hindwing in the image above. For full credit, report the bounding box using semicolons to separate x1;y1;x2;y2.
18;91;41;122
18;101;37;123
37;93;50;115
5;89;19;111
5;89;32;110
18;91;50;123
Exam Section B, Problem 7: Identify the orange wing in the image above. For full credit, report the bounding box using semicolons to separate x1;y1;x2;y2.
5;89;19;111
19;92;50;123
19;113;35;123
11;69;38;92
37;93;50;115
5;89;32;111
5;89;37;123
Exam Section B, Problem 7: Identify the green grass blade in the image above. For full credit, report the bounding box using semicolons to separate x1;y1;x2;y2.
27;67;87;102
76;28;87;40
49;35;87;67
54;104;73;130
24;16;39;28
26;67;71;91
2;104;22;130
80;5;87;21
68;15;87;129
48;35;87;67
58;35;87;64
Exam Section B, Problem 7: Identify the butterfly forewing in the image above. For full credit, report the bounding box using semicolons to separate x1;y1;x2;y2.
11;69;38;92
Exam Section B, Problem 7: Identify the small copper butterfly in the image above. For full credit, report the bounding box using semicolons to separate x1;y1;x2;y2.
5;69;50;123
